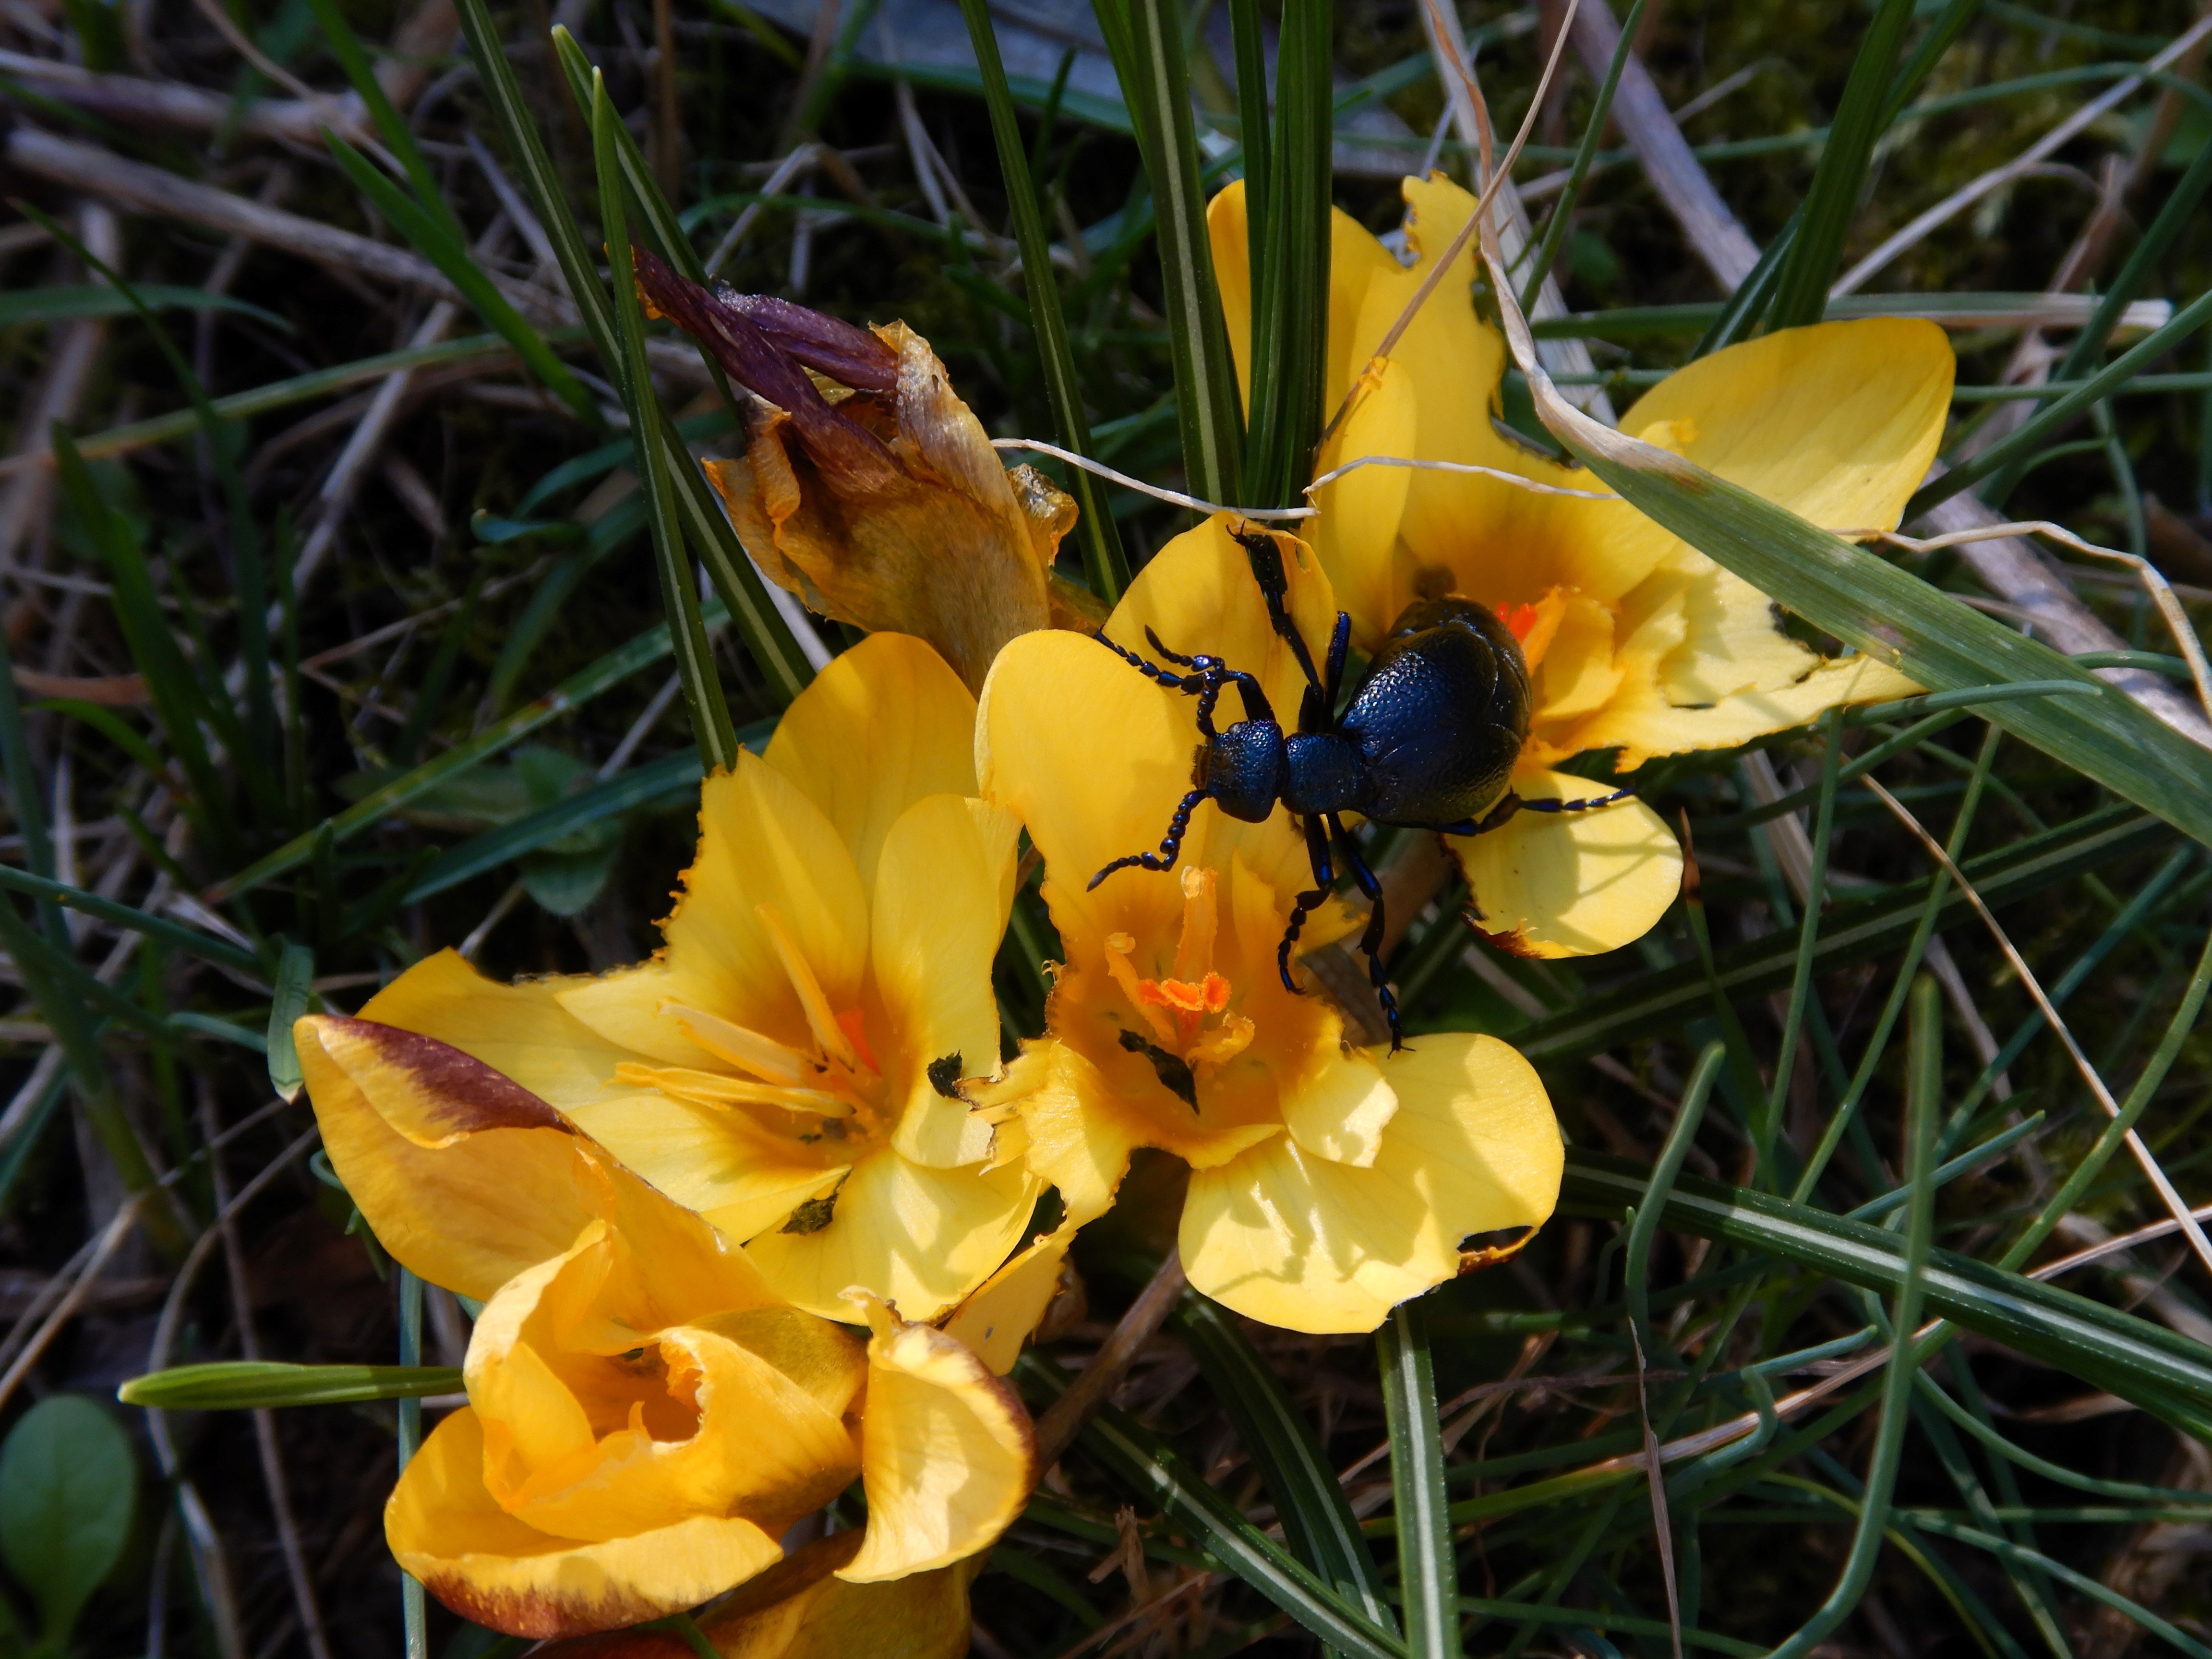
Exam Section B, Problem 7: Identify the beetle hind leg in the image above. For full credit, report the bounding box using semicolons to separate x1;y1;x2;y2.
1089;788;1210;891
1462;784;1639;838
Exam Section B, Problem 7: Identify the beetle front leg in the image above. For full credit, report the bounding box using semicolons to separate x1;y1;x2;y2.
1276;813;1336;992
1089;788;1211;890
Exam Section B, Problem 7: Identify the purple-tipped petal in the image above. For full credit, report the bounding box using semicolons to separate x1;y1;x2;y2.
632;249;898;486
727;292;900;394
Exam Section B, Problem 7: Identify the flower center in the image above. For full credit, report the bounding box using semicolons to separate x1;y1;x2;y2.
1103;866;1255;1071
615;902;888;1141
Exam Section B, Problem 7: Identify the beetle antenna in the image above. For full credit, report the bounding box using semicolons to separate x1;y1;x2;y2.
1517;786;1637;815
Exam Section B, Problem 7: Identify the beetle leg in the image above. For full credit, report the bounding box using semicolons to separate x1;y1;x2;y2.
1143;626;1205;668
1329;815;1402;1053
1515;786;1638;815
1093;630;1201;693
1276;814;1336;994
1088;788;1211;890
1234;527;1326;696
1323;611;1351;708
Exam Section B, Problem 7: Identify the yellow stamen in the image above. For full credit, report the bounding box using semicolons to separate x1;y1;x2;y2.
613;1062;853;1117
1184;1013;1255;1068
755;903;866;1074
661;1002;809;1085
1168;866;1217;985
1103;932;1178;1047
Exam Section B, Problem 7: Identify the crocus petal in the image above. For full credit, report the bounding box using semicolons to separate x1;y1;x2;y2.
474;1263;861;1539
941;1221;1079;1375
528;1529;981;1659
741;1148;1037;1324
565;1091;849;1246
559;756;868;1070
968;1040;1147;1227
839;1295;1035;1583
1617;317;1953;536
1179;1033;1559;1333
764;633;981;898
1445;771;1682;959
295;1015;592;1302
871;794;1020;1169
355;949;634;1112
975;526;1322;950
1207;180;1418;425
387;1408;783;1639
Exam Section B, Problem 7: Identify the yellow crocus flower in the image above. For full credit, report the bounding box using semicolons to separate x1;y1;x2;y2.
974;517;1563;1335
294;1013;1033;1640
1210;175;1953;958
349;633;1040;1323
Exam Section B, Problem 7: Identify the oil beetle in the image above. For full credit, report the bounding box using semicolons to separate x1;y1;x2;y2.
1089;528;1633;1049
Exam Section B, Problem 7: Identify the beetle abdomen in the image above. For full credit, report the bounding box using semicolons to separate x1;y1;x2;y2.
1342;598;1531;828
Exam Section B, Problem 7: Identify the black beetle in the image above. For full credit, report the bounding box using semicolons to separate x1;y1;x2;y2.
1089;529;1632;1049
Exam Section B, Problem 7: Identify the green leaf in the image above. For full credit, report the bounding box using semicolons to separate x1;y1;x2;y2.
118;1361;464;1409
954;0;1130;601
266;942;314;1102
0;1396;137;1644
1763;0;1917;328
1110;0;1244;504
589;70;740;774
1177;1291;1395;1636
1378;1298;1457;1659
0;284;289;328
321;133;599;424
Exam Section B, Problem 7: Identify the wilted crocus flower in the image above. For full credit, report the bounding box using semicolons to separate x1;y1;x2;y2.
635;251;1083;692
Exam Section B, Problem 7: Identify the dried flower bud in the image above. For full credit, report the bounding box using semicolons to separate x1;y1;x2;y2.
635;252;1076;692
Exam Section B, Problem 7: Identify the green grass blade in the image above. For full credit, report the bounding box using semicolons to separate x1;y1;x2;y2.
1243;0;1330;507
1558;1149;2212;1432
1522;0;1653;318
60;334;529;464
1378;1297;1457;1659
455;0;811;704
300;0;462;243
208;598;728;902
51;431;240;861
551;29;704;281
1080;1402;1407;1659
1756;976;1936;1659
1626;1043;1723;1349
1118;0;1243;505
954;0;1130;601
1517;803;2164;1060
265;942;314;1102
119;1361;464;1409
1177;1291;1395;1637
1909;286;2212;517
1764;0;1917;329
1548;420;2212;848
405;750;703;902
0;628;61;941
1983;133;2212;505
0;285;289;327
322;133;599;424
588;71;738;773
0;865;260;972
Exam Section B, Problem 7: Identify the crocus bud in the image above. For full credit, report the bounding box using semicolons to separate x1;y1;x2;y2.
635;252;1078;692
